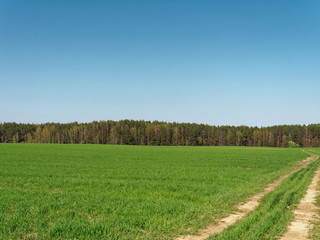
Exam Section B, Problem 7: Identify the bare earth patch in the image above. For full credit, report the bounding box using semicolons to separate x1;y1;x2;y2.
175;154;318;240
280;156;320;240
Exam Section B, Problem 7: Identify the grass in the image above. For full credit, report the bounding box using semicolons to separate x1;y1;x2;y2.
211;151;320;240
0;144;308;239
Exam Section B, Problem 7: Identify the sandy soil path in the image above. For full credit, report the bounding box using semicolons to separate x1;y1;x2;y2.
280;155;320;240
175;153;318;240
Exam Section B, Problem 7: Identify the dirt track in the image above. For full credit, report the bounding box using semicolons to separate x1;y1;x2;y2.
280;154;320;240
175;153;318;240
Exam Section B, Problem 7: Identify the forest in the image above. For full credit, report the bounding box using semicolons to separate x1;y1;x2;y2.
0;120;320;147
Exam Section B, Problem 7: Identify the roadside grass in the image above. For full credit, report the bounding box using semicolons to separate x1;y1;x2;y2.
210;152;320;240
0;144;308;239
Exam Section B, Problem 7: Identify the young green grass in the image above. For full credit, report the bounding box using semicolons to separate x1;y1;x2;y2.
0;144;308;239
210;152;320;240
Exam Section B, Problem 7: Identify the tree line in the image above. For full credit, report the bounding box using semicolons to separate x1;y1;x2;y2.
0;120;320;147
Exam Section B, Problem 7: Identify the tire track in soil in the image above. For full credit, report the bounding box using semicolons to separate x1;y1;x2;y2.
280;154;320;240
174;153;318;240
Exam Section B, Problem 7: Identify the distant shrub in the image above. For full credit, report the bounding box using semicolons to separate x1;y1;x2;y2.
288;141;299;148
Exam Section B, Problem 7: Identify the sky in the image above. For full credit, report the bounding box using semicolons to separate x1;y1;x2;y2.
1;0;319;126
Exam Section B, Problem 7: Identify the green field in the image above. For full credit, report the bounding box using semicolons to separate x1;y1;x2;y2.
0;144;311;239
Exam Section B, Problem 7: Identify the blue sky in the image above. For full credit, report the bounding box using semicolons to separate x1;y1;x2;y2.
1;1;319;126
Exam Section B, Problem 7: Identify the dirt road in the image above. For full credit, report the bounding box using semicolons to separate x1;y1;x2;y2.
175;153;318;240
280;155;320;240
